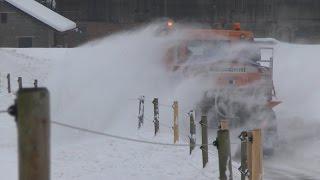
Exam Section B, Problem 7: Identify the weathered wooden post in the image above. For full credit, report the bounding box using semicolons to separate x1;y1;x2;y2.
7;73;11;93
18;77;22;89
248;129;263;180
189;111;196;155
215;120;233;180
137;96;145;129
152;98;159;135
172;101;179;143
34;79;38;88
200;115;208;168
17;88;50;180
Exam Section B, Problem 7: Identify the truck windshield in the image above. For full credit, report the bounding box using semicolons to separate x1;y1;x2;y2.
185;40;230;59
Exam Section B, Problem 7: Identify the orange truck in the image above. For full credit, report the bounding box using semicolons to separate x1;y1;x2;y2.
163;21;280;154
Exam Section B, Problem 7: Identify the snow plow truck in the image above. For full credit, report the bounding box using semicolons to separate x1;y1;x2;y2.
163;21;281;155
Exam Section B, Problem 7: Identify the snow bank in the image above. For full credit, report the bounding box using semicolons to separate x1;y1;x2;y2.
274;43;320;120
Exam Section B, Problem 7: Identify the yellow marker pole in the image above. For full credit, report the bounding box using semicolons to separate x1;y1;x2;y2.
173;101;179;143
248;129;263;180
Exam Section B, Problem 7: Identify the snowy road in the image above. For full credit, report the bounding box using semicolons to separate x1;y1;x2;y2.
265;167;317;180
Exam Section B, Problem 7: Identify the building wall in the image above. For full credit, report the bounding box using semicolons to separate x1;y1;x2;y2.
0;1;54;47
56;0;320;45
57;0;218;23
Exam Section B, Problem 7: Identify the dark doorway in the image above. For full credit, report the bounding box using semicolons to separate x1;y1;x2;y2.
18;37;33;48
1;13;7;23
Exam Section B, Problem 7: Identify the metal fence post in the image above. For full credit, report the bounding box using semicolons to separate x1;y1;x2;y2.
34;79;38;88
172;101;179;143
239;131;249;180
152;98;159;135
200;115;208;168
189;111;196;155
7;73;11;93
18;77;22;89
138;96;145;129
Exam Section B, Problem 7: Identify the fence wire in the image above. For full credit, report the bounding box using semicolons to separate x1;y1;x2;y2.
52;119;240;178
51;120;209;147
128;97;193;115
0;110;8;114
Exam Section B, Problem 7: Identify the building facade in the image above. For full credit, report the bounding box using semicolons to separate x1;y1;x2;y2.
0;0;76;48
0;0;297;47
0;0;55;47
55;0;320;46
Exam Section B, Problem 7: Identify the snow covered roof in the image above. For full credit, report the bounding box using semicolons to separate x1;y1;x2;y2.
5;0;76;32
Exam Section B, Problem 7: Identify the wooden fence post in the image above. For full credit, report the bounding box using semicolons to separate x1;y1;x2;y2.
7;73;11;93
152;98;159;135
137;96;145;129
216;121;233;180
189;111;196;155
18;77;22;89
17;88;50;180
34;79;38;88
200;115;208;168
172;101;179;143
248;129;263;180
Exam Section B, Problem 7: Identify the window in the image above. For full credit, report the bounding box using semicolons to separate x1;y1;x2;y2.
18;37;33;48
234;0;246;11
1;13;7;23
229;79;236;85
265;4;272;16
183;40;230;60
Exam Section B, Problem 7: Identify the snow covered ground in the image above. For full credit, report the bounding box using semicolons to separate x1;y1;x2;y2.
0;24;320;179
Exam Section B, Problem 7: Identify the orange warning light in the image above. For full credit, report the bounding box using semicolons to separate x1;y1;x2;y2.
167;20;174;28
